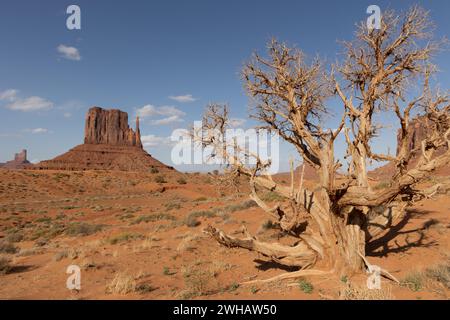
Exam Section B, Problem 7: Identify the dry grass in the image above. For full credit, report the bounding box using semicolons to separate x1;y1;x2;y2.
106;273;137;295
0;255;12;274
339;282;394;300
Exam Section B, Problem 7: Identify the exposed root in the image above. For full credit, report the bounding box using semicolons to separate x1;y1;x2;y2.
203;225;317;268
242;269;333;285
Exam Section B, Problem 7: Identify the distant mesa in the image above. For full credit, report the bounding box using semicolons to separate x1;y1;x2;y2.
36;106;173;172
0;149;31;169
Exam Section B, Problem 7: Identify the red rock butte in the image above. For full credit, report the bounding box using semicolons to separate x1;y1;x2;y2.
0;149;31;169
36;107;174;172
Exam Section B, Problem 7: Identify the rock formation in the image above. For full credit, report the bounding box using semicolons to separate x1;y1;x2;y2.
370;115;448;178
36;107;172;172
0;149;31;169
84;107;142;148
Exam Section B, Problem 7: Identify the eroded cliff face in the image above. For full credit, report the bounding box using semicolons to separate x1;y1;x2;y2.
84;107;142;148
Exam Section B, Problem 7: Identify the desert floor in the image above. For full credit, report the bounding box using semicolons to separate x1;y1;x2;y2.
0;169;448;300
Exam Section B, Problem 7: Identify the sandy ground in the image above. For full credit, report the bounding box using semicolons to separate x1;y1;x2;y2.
0;169;448;300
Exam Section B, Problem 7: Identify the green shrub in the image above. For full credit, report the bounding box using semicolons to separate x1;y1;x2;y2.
298;278;314;294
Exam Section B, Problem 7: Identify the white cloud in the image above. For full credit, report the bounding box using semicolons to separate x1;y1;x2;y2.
151;115;184;125
141;134;171;147
30;128;49;134
169;94;197;103
229;118;247;128
57;44;81;61
6;96;53;112
136;104;186;125
63;112;72;118
0;89;18;102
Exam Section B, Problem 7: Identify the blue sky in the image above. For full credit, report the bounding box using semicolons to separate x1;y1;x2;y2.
0;0;449;172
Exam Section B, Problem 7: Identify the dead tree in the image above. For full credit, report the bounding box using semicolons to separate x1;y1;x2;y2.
197;6;450;282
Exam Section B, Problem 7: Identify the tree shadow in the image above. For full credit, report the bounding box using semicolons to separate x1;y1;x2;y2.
366;208;439;258
253;259;300;272
6;264;35;274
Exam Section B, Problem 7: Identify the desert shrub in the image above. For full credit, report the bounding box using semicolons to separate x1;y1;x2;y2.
194;196;207;202
182;265;217;298
149;167;159;174
66;222;103;237
53;250;68;262
425;264;450;289
165;202;182;210
31;223;65;240
136;283;155;294
6;233;23;243
0;240;18;254
185;210;216;227
401;272;424;292
185;215;200;228
17;248;45;257
177;177;187;185
154;175;166;184
0;256;12;274
224;200;257;213
228;282;239;292
106;273;136;294
131;213;176;225
107;232;144;245
340;283;394;300
298;278;314;294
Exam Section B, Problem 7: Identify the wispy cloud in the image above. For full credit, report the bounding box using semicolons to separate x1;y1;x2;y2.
0;90;53;112
0;89;18;101
63;112;72;118
136;104;186;125
30;128;49;134
23;128;50;134
141;134;172;147
6;96;53;112
57;44;81;61
151;116;184;125
169;94;197;103
229;118;247;128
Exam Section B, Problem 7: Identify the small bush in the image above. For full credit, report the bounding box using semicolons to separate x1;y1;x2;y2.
185;215;200;228
298;279;314;294
154;175;167;184
401;272;424;292
131;213;176;225
425;264;450;289
0;256;12;274
107;233;144;245
0;240;18;254
66;222;103;237
136;283;155;294
340;283;393;300
224;200;257;213
6;233;23;243
177;177;187;185
150;167;159;174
